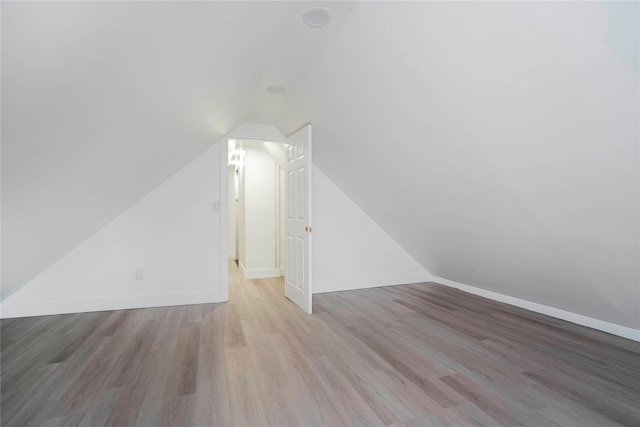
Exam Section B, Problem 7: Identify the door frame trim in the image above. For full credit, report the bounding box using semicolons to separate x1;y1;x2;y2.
219;137;229;302
219;125;291;303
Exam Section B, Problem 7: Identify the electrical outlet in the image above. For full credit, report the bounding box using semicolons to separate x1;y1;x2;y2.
135;268;144;280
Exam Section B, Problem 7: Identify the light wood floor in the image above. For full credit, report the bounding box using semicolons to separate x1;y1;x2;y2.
2;260;639;426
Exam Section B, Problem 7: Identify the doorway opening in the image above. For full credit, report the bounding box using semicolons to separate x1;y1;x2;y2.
220;123;313;314
228;139;287;281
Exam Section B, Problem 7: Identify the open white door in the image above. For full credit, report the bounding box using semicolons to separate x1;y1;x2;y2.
284;124;312;314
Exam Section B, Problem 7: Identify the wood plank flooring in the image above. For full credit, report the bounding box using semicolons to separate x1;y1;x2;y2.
2;260;639;426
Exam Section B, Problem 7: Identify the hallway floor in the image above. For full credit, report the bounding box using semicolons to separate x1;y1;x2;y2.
2;260;639;426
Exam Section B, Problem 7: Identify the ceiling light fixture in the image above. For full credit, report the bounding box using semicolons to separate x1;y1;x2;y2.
303;7;332;28
267;84;286;94
228;148;245;166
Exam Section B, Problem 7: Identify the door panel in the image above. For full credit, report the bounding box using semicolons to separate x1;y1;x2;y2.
284;124;312;314
297;167;306;221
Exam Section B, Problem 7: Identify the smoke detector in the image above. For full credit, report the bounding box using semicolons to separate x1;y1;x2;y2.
303;7;332;28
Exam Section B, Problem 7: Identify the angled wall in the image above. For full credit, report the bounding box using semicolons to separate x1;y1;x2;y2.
1;145;222;318
1;139;430;318
313;165;430;293
284;1;639;332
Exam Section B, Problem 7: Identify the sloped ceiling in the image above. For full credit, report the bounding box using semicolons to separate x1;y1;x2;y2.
1;1;354;297
2;2;638;328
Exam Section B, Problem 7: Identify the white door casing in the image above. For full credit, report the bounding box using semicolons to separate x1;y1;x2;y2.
284;124;312;314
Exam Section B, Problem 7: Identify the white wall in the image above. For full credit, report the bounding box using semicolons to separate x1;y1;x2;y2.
259;141;287;275
237;153;246;270
279;166;286;276
312;165;431;293
241;147;279;279
294;2;640;331
262;141;287;167
1;1;291;299
228;166;237;259
1;145;222;318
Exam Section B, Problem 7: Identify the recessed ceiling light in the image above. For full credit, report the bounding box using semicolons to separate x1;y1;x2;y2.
267;84;286;94
303;7;332;28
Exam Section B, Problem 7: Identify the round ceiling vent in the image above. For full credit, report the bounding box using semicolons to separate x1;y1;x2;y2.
267;84;286;94
302;7;332;28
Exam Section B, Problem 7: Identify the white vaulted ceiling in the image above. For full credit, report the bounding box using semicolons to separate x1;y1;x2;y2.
1;1;355;298
2;2;638;328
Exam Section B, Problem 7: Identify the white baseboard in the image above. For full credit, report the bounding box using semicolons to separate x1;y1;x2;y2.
243;268;282;280
280;267;285;277
0;290;221;319
314;272;431;294
433;276;640;342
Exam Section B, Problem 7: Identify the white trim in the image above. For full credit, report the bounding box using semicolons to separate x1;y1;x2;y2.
243;268;282;280
220;138;229;302
314;272;431;294
221;124;287;302
306;124;313;314
0;291;220;319
228;123;286;141
433;276;640;342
